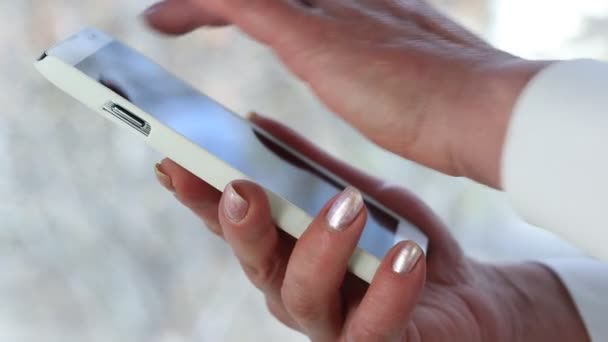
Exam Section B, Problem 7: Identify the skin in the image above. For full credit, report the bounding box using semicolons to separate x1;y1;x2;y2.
143;0;588;340
156;115;587;342
145;0;551;188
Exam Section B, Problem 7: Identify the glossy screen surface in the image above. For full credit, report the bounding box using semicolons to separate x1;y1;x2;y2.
74;41;420;259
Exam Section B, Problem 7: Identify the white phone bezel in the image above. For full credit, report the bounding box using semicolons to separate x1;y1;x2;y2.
35;28;428;284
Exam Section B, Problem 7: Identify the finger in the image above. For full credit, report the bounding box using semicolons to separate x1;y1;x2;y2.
148;0;334;86
218;181;292;302
156;159;223;236
144;0;227;35
346;241;426;341
250;113;462;264
187;0;327;55
280;187;367;340
161;166;300;329
218;180;300;329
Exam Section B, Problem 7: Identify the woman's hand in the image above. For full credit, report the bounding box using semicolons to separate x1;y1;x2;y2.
145;0;550;188
154;114;588;341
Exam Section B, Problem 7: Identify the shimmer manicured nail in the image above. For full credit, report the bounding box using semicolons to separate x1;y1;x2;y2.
326;187;364;231
224;184;249;223
392;241;423;274
155;163;175;193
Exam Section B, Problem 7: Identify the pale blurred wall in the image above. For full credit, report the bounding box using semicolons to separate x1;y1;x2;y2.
0;1;606;341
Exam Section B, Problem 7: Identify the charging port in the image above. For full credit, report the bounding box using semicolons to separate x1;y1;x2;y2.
103;102;151;136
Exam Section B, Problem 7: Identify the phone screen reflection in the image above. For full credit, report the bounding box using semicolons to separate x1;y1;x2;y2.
75;41;417;260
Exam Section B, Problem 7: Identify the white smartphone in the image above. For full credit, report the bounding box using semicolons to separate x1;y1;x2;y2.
35;28;427;283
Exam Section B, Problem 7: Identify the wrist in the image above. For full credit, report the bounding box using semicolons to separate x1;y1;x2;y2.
494;263;589;342
451;57;551;189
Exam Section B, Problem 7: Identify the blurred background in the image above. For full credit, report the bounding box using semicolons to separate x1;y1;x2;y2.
1;1;607;341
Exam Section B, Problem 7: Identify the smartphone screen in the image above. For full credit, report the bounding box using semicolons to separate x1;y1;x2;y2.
71;40;426;260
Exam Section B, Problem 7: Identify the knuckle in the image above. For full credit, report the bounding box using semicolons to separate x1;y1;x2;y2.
265;298;298;330
281;280;322;324
242;253;284;291
241;220;273;244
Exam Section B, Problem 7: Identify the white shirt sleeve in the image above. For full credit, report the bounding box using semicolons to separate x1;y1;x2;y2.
502;59;608;341
502;59;608;261
543;259;608;342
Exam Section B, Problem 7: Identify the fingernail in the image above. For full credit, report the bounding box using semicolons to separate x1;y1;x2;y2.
326;187;364;231
247;111;267;122
392;241;423;274
224;184;249;223
155;163;176;193
143;1;165;17
246;111;258;121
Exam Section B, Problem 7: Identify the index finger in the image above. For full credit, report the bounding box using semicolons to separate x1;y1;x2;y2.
144;0;228;35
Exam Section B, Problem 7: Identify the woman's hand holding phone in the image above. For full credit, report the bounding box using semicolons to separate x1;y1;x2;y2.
154;114;588;342
143;2;586;338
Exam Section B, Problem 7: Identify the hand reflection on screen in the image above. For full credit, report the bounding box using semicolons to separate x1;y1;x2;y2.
100;77;131;101
252;126;398;232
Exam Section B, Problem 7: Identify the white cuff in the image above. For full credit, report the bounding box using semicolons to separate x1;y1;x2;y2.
542;259;608;342
502;59;608;261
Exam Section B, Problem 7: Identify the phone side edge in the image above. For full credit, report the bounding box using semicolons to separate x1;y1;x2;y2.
151;126;383;282
35;53;382;284
45;27;113;66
